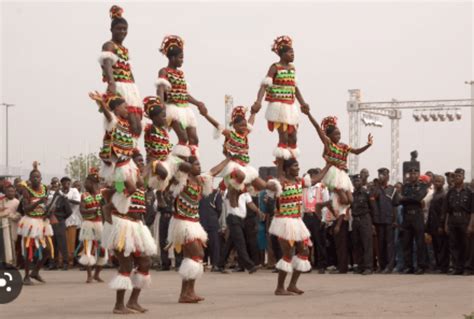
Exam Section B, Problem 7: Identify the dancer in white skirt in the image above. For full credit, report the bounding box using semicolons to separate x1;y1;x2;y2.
78;168;107;283
156;35;208;158
89;91;139;215
101;152;157;314
18;162;54;285
99;5;142;137
268;159;330;295
199;104;277;209
167;156;229;303
301;107;373;214
143;96;189;206
253;36;310;169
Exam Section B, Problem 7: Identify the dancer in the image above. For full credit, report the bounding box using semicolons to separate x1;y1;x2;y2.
302;107;373;213
268;159;330;295
253;35;310;165
199;105;276;207
142;96;189;206
89;91;138;214
18;162;54;285
167;156;230;303
99;5;142;137
156;35;207;157
102;151;157;314
78;167;107;283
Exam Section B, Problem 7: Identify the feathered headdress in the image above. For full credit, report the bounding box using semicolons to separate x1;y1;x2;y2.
160;35;184;56
102;93;124;110
109;5;124;19
272;35;293;54
321;116;338;132
143;96;164;118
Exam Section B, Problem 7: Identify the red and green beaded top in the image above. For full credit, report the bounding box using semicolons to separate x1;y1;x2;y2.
175;180;203;221
265;64;296;105
111;117;135;159
25;184;48;218
144;124;172;162
102;43;135;83
224;130;250;166
324;142;351;171
162;68;188;107
128;189;146;215
81;192;103;221
276;179;303;218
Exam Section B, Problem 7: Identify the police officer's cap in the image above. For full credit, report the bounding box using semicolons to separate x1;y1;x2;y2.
454;168;465;175
378;167;389;175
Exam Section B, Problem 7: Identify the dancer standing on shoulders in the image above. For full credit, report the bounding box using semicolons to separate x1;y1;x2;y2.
253;35;310;171
301;106;373;214
156;35;207;158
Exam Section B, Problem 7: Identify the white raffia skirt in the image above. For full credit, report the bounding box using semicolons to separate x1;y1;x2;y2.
18;216;53;240
100;158;138;188
322;166;354;192
79;220;104;241
166;103;197;129
115;82;142;108
218;160;259;190
102;215;157;257
265;101;300;127
167;217;208;251
269;217;310;243
146;155;183;191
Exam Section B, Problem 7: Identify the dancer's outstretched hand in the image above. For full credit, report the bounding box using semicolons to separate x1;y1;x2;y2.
367;133;374;145
251;101;262;114
300;104;310;115
88;91;102;102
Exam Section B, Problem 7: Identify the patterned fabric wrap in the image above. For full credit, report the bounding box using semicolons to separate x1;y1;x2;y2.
265;64;296;104
128;189;146;216
144;124;172;162
175;180;203;221
25;185;48;218
276;180;303;218
102;44;135;83
224;130;250;165
324;142;351;171
81;192;103;221
162;68;188;107
110;117;134;159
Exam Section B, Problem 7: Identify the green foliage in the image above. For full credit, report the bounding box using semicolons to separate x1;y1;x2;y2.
65;153;101;183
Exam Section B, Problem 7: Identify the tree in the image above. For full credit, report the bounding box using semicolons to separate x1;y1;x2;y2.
65;153;101;184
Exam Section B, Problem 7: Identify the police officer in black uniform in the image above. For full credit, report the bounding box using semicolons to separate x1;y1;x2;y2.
373;167;397;273
443;168;474;275
399;166;428;274
351;174;376;275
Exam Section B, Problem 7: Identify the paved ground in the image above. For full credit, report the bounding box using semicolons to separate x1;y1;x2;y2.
2;268;473;319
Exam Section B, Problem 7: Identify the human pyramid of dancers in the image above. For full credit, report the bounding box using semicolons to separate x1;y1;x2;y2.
18;5;373;314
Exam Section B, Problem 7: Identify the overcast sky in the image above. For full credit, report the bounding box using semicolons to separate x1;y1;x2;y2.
1;1;472;182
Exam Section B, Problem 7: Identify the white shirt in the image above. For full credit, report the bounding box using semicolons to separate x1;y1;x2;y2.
61;188;82;227
226;192;253;219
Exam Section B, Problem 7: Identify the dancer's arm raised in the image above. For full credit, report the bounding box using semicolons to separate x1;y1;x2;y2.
350;134;373;155
252;64;277;111
301;106;329;148
89;91;113;122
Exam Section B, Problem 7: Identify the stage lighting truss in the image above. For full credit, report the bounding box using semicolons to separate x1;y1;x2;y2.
361;114;383;127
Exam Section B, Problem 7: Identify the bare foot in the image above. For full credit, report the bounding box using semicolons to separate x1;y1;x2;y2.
126;302;148;313
113;305;135;314
274;288;295;296
93;276;104;283
86;277;93;284
178;295;199;304
287;286;304;295
191;293;205;302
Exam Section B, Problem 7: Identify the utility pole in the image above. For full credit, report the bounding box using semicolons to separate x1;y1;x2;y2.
1;103;15;174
